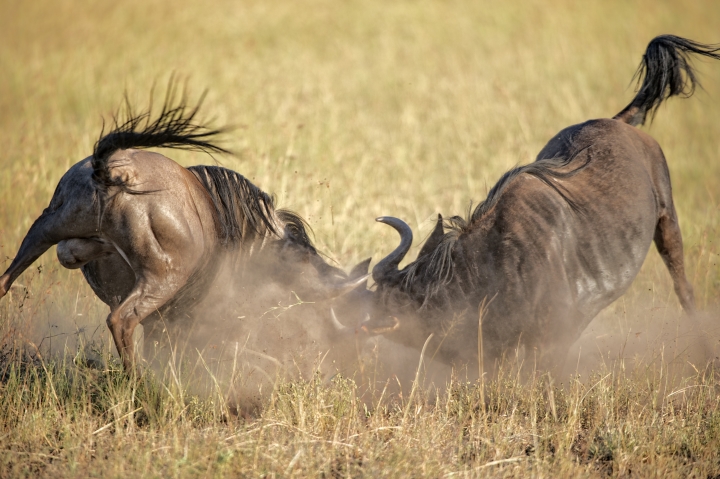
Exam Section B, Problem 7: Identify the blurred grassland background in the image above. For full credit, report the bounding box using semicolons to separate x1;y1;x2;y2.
0;0;720;477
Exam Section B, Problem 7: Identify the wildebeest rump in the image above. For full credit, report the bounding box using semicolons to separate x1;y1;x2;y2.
363;35;719;374
0;85;364;370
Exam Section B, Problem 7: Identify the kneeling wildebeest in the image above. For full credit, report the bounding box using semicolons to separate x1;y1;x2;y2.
357;35;719;375
0;86;366;371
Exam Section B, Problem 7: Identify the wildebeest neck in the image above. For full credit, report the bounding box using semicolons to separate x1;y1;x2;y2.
381;147;594;314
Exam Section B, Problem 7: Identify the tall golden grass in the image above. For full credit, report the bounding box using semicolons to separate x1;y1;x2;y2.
1;0;719;476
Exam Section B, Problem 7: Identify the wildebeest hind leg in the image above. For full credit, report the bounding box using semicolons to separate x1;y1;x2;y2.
106;276;184;371
652;211;720;366
654;212;695;314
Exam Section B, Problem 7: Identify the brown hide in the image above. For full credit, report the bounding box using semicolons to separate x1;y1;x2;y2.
0;92;362;371
367;35;717;375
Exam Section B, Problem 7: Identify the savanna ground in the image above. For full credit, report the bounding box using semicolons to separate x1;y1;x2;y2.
1;1;720;477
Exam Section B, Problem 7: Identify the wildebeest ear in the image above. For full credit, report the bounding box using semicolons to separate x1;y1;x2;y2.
417;214;444;259
308;253;348;280
349;258;372;280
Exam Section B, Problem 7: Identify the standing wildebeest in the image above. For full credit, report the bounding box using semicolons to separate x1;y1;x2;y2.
0;87;364;370
357;35;719;374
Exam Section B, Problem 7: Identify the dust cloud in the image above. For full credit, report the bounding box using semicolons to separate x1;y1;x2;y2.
567;299;720;381
134;252;372;412
5;252;364;413
12;257;720;410
341;297;720;399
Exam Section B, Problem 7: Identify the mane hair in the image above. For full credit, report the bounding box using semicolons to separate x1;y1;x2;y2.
398;225;463;309
92;79;231;194
188;165;280;244
469;146;591;225
396;149;591;309
186;165;317;252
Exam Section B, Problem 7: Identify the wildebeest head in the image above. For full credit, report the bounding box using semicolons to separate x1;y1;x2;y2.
328;214;458;348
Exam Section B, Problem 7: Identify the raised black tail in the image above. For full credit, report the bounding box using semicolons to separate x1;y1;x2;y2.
614;35;720;126
92;80;231;192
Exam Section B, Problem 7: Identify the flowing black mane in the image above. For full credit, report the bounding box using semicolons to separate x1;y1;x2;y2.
395;150;592;309
188;165;316;250
469;146;591;225
92;81;230;193
188;165;278;243
90;82;316;252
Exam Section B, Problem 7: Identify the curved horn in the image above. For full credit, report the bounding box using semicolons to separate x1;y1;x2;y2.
372;216;413;284
330;308;351;332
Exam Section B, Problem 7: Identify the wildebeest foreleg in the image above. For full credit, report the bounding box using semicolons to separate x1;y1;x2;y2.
81;253;135;309
654;212;695;313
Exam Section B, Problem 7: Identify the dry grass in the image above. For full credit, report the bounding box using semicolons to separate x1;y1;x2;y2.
1;0;720;477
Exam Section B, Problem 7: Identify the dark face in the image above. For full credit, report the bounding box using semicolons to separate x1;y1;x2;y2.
340;215;465;348
325;259;405;336
327;282;375;331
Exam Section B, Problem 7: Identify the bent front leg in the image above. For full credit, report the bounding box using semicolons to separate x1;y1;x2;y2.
81;253;136;309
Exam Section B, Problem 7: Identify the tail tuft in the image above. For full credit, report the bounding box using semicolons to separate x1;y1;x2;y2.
614;35;720;126
92;78;231;192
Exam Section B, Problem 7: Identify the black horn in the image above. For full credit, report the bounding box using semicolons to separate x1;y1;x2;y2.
372;216;413;284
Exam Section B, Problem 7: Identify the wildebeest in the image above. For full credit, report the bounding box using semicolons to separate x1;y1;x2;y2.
0;85;365;371
358;35;719;375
